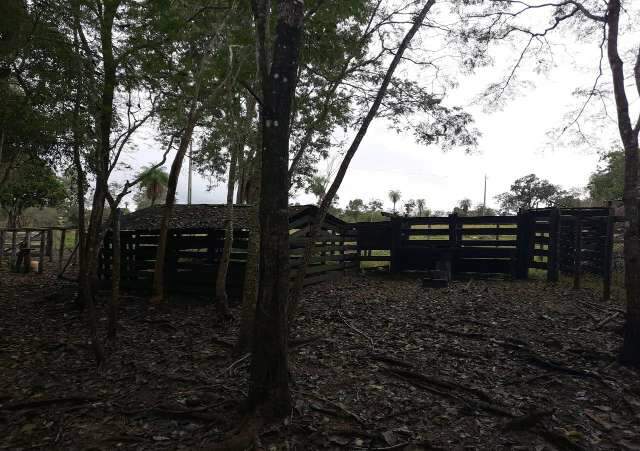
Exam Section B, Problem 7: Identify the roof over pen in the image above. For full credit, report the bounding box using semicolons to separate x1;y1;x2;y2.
119;203;345;231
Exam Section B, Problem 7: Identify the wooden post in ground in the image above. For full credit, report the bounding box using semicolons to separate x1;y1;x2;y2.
47;229;54;261
547;208;560;282
58;229;66;272
515;210;530;279
25;230;31;249
0;229;4;267
602;206;615;301
573;217;582;289
390;217;401;273
10;230;17;269
38;231;46;273
72;229;79;265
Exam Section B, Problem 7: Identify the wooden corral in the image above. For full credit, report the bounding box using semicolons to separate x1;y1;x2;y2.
98;205;621;300
0;227;79;274
352;207;620;298
99;204;358;297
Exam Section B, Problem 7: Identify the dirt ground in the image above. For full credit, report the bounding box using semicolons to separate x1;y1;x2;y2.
1;267;639;450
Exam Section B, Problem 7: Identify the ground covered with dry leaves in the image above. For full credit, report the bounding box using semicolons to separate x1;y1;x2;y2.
1;268;639;450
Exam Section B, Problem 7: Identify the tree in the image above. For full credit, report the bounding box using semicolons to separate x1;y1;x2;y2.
465;0;640;364
416;198;427;216
454;198;472;216
495;174;563;214
137;166;169;207
403;199;416;216
306;175;329;203
0;157;66;228
588;149;624;202
388;190;401;213
289;0;479;323
367;198;384;221
345;198;365;222
248;0;304;419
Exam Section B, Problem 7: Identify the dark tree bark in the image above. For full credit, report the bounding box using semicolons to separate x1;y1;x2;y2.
77;0;122;366
288;0;436;323
214;136;237;317
107;207;120;340
248;0;303;417
150;109;198;304
606;0;640;366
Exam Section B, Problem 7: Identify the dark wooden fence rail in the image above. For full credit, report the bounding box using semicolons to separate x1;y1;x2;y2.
100;211;358;296
98;207;620;299
0;227;78;274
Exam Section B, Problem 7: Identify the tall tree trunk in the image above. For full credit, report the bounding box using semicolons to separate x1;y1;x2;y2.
79;0;120;366
214;141;238;317
235;108;261;354
606;0;640;366
150;109;198;304
72;26;87;308
248;0;303;417
107;207;120;340
288;0;436;324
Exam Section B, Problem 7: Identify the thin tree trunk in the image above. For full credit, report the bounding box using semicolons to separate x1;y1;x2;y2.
235;110;261;355
72;26;87;307
606;0;640;366
107;207;120;340
214;140;238;317
288;0;436;324
150;109;198;304
248;0;303;418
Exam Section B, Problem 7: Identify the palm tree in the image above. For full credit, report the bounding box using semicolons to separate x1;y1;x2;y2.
138;166;169;207
416;198;426;216
388;190;401;213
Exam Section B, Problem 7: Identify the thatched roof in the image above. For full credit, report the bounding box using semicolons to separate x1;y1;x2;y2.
120;204;342;231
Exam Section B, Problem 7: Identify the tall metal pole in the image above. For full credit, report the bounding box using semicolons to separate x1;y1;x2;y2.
482;174;487;215
187;141;193;205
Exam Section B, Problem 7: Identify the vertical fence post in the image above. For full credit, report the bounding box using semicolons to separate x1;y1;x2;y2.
10;230;17;269
0;229;4;267
547;208;560;282
25;230;31;249
58;229;66;272
390;217;401;273
573;217;582;289
47;229;54;261
603;207;615;300
38;231;46;273
515;210;529;279
72;229;79;265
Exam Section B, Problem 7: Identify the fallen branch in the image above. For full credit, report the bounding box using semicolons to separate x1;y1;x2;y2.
382;368;514;418
338;309;374;347
1;396;98;411
595;311;621;330
296;390;366;426
369;353;414;368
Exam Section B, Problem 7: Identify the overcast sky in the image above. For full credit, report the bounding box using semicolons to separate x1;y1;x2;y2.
115;3;639;214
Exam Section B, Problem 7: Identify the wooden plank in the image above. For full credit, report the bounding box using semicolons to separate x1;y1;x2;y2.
573;218;582;289
460;227;518;236
460;240;517;247
603;211;615;300
458;216;518;225
57;229;66;272
403;228;450;236
38;233;46;273
546;208;560;283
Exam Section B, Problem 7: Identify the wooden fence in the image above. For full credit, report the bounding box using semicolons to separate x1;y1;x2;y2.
352;207;620;298
100;210;358;296
97;206;620;299
0;227;78;273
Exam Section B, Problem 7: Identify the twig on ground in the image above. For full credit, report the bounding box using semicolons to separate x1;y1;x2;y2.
338;309;374;347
